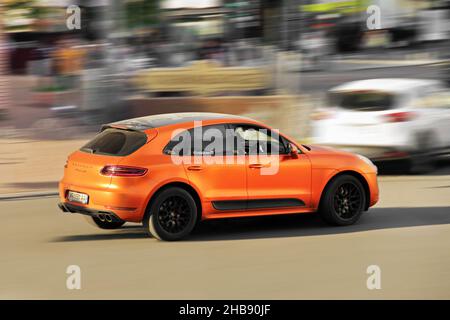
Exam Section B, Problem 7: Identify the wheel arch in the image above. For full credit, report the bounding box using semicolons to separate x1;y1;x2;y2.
144;181;203;221
415;129;441;151
319;170;371;211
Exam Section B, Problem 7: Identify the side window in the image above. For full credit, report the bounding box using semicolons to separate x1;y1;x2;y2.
164;124;227;156
198;124;227;156
427;90;450;109
413;87;450;109
414;92;435;109
163;130;190;156
231;124;289;155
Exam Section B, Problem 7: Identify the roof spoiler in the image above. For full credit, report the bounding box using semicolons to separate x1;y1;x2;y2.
100;124;158;144
100;124;142;132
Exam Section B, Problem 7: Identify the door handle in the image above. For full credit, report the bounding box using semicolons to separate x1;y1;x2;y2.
187;165;203;171
249;163;264;169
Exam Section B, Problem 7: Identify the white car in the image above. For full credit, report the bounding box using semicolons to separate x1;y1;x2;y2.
311;78;450;172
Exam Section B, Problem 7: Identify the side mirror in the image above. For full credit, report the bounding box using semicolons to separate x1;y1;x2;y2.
288;143;298;157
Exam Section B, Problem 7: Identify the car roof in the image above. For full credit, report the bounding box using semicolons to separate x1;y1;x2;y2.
330;78;443;94
104;112;253;131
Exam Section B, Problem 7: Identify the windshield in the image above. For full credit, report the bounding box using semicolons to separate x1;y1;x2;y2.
80;128;147;156
329;91;396;111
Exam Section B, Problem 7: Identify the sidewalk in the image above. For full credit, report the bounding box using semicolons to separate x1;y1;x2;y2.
1;75;91;135
289;47;449;73
330;54;446;71
0;138;88;195
329;43;450;71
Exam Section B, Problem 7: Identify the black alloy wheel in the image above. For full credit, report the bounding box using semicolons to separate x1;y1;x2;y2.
143;187;198;241
319;175;366;226
333;182;363;220
157;196;191;234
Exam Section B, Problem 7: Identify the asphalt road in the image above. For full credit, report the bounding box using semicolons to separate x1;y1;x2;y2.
1;164;449;299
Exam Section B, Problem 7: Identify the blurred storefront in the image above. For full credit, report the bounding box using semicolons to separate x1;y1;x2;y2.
4;0;83;74
300;0;450;52
1;4;10;116
161;0;262;39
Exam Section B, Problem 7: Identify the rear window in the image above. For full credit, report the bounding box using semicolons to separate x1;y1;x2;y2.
80;128;147;156
329;91;396;111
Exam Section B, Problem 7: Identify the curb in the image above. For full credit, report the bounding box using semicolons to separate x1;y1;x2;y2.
0;191;59;201
330;59;448;71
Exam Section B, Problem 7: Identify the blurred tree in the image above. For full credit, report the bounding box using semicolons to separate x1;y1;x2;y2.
4;0;35;32
3;0;54;32
125;0;160;29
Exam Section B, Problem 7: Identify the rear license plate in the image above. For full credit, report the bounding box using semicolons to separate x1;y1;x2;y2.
67;191;89;204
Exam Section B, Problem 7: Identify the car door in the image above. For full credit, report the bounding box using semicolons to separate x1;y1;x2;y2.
429;89;450;149
230;124;312;209
414;86;450;151
166;124;247;205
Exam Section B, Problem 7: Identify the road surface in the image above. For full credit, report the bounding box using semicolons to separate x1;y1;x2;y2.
1;166;449;299
299;63;443;93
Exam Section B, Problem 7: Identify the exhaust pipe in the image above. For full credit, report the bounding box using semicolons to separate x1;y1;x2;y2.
98;214;106;222
105;214;113;223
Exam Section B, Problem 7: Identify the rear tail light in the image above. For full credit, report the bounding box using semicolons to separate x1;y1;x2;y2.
100;165;148;177
384;111;416;123
382;151;409;159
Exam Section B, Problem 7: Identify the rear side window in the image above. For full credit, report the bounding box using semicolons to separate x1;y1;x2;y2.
329;91;396;111
232;124;290;155
164;125;228;156
80;128;147;156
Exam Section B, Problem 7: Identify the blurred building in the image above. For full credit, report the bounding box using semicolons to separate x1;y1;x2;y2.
3;0;450;74
4;0;82;74
160;0;263;41
300;0;450;52
161;0;230;44
1;4;11;115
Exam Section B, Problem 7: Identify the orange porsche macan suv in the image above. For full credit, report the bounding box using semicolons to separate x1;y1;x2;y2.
58;113;379;241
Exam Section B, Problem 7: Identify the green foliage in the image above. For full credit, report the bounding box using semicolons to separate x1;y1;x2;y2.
125;0;160;29
34;84;70;92
4;0;39;31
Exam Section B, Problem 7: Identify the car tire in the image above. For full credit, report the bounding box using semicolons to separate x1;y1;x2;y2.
409;155;435;174
91;216;125;229
319;175;366;226
143;187;198;241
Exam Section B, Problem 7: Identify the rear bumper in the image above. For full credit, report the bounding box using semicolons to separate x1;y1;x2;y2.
59;181;146;222
58;202;124;223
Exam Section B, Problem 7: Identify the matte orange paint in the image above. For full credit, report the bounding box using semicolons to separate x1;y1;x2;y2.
59;117;379;223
